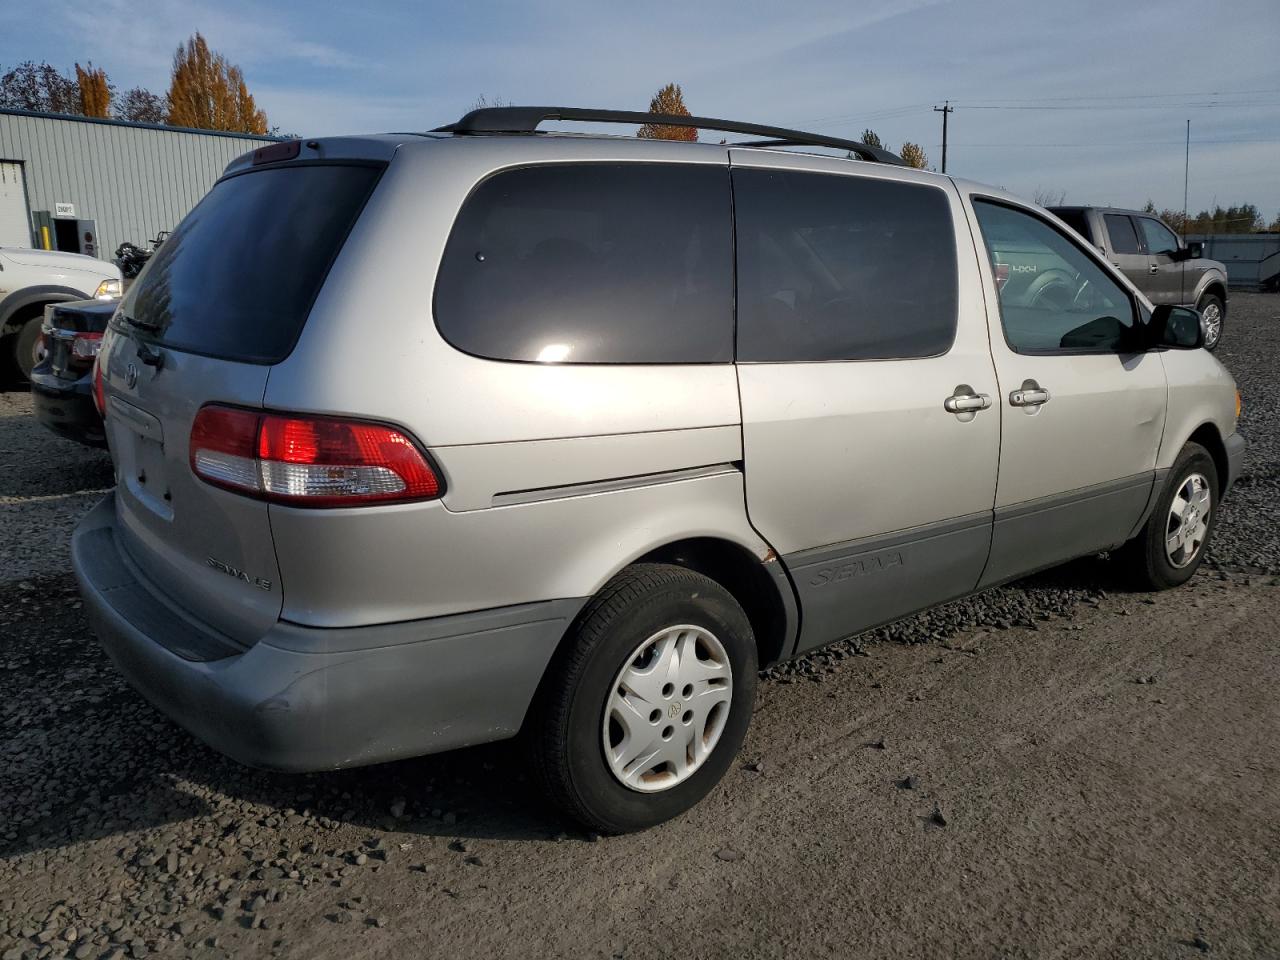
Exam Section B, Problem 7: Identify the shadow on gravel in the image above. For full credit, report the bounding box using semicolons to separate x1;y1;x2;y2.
0;576;577;861
1;558;1134;860
11;537;1267;862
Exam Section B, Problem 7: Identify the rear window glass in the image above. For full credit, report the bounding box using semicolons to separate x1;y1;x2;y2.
434;163;733;364
119;163;383;363
733;168;958;362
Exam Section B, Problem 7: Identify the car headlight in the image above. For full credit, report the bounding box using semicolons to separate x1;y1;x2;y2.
94;278;122;300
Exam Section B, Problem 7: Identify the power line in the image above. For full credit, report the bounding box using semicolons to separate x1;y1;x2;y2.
941;138;1280;147
955;101;1273;111
954;88;1280;104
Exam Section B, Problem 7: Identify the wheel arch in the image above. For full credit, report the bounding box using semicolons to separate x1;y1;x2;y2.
0;285;92;337
1186;421;1229;491
1194;276;1227;311
630;538;800;669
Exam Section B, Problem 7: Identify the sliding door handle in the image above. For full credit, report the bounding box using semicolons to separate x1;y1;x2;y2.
944;393;992;413
944;385;992;421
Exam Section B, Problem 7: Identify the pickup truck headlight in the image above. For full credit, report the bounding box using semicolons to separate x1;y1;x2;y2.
94;279;122;300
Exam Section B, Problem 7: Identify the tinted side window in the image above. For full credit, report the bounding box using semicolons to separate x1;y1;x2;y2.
1053;209;1094;243
1138;217;1179;256
733;169;958;362
1103;214;1141;255
435;163;732;364
973;200;1138;355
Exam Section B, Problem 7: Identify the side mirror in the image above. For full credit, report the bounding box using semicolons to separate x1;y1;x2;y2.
1149;304;1205;350
1185;240;1203;259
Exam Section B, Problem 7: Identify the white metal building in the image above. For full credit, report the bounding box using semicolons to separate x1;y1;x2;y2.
0;108;279;260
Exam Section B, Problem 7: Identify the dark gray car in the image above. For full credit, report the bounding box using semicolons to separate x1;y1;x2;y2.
1049;206;1229;349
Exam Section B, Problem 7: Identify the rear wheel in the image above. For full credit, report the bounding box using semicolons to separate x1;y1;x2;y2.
1197;292;1225;351
529;563;757;833
1115;442;1218;590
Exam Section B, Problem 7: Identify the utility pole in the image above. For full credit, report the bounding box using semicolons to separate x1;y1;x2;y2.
933;101;954;173
1182;118;1191;231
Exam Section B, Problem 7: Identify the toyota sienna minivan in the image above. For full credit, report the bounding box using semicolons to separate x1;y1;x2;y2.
74;107;1244;833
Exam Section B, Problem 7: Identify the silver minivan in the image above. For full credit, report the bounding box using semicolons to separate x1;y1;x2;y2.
74;107;1245;833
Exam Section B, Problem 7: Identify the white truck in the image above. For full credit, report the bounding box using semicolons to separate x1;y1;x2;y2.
0;247;121;382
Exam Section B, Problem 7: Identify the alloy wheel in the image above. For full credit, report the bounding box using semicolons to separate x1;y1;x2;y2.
1201;302;1222;348
1166;472;1211;568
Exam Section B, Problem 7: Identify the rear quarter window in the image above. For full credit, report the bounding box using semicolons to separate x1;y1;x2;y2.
434;163;734;364
733;168;958;362
119;162;383;364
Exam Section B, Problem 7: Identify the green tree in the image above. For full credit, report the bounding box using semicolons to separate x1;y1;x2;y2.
899;141;928;169
637;83;696;141
860;128;882;148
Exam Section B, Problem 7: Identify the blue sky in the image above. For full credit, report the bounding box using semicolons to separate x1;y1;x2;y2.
6;0;1280;217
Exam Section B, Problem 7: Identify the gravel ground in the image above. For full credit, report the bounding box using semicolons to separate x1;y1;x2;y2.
1;293;1278;960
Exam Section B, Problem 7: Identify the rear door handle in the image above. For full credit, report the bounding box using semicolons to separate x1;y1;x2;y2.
1149;264;1159;275
1009;379;1051;407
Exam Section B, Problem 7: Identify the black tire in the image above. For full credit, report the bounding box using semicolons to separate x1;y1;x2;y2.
1196;292;1225;351
1115;442;1219;590
529;563;757;834
14;315;43;381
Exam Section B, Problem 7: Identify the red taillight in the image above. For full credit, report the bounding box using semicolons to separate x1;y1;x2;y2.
92;355;106;417
189;405;442;507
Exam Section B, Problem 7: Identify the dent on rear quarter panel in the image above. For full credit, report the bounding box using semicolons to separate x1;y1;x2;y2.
268;471;772;628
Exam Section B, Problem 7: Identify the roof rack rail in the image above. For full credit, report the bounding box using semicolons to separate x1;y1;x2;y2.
432;106;904;165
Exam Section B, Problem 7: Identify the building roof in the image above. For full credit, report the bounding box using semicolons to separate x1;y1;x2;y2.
0;107;284;142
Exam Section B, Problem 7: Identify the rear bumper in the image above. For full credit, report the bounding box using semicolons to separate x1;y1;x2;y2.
30;369;106;447
72;493;583;772
1224;431;1246;495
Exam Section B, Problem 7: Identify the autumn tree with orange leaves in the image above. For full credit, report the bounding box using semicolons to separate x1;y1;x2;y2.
75;62;111;117
165;33;267;134
637;83;697;141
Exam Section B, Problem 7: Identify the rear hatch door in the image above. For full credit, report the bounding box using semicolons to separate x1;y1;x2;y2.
101;158;385;646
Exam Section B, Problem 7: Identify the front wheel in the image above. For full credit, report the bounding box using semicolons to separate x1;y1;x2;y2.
14;316;44;381
1115;442;1218;590
529;563;757;833
1197;292;1225;351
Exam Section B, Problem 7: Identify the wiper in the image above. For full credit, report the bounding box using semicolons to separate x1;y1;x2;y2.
119;313;163;333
